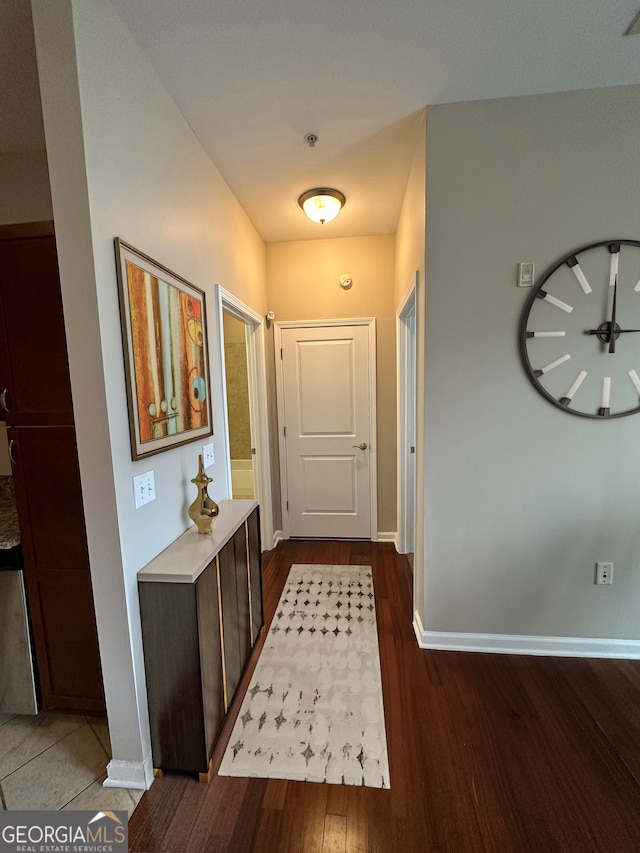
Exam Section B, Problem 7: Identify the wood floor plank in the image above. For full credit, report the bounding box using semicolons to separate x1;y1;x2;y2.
128;540;640;853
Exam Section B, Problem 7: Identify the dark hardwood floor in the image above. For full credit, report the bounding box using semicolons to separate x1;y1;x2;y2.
128;540;640;852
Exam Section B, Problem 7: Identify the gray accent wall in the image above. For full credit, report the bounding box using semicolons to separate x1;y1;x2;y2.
422;86;640;641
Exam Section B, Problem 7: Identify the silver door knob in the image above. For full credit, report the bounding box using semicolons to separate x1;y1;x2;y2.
352;442;368;450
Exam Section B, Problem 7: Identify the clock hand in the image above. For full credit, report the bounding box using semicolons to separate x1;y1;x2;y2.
584;328;640;334
609;274;618;354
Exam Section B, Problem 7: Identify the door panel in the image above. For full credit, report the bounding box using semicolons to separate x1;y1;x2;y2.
281;324;373;538
297;339;356;434
0;237;74;425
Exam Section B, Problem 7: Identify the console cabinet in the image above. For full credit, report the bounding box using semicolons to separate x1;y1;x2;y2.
138;500;263;777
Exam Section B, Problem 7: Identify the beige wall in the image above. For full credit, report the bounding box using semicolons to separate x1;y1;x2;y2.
266;235;397;534
395;110;426;310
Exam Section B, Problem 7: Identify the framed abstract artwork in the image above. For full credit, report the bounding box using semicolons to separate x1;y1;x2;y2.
115;239;213;460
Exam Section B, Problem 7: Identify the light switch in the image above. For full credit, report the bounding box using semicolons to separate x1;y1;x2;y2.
517;262;535;287
133;470;156;508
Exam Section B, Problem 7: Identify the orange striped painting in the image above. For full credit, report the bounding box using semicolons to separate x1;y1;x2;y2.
116;241;212;459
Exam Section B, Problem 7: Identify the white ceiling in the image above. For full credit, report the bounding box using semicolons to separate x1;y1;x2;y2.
5;0;640;243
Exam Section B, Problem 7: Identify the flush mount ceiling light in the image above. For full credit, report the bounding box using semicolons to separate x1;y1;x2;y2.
298;188;346;225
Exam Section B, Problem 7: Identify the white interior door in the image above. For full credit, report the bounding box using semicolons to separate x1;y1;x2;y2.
278;322;375;538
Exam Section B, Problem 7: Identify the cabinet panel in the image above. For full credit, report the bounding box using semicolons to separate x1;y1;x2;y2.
0;236;74;425
9;425;103;711
197;562;225;757
32;571;104;711
233;526;251;670
9;426;90;570
218;538;242;706
247;507;263;645
139;572;222;774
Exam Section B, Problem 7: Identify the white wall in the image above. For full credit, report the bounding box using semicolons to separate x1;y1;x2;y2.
420;86;640;651
32;0;267;787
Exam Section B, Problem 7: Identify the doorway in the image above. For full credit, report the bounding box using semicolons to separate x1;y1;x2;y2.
216;286;273;549
222;310;254;499
397;273;418;562
275;319;377;539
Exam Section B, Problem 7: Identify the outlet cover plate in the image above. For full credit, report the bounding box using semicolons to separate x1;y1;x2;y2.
133;470;156;508
203;443;214;467
595;561;613;585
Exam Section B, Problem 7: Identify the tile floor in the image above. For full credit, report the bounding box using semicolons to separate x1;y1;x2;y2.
0;710;144;815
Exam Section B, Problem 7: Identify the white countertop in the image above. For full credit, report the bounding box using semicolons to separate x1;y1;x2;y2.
137;499;258;584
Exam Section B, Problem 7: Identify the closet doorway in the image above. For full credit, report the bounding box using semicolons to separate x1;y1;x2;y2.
216;286;273;550
222;309;254;499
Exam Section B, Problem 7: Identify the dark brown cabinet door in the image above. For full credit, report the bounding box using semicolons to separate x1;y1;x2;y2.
8;425;104;711
0;224;104;713
0;236;74;426
138;563;225;774
218;537;243;705
247;507;263;644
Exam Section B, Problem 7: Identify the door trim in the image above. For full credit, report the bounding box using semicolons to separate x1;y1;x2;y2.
397;273;418;555
215;285;274;550
274;318;377;540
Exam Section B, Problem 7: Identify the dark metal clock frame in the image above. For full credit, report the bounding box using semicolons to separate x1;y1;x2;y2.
519;239;640;419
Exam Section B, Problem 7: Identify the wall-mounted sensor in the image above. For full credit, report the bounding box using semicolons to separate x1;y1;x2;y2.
339;274;353;290
266;311;275;321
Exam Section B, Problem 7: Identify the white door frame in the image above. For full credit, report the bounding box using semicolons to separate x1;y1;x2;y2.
215;284;274;549
397;273;418;555
274;318;378;540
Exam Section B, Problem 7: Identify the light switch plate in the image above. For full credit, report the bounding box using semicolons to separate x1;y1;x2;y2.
133;470;156;508
203;442;214;467
517;262;535;287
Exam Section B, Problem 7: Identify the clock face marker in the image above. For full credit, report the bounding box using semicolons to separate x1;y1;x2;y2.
566;256;593;294
559;370;588;406
628;369;640;396
534;353;571;377
609;243;620;288
537;290;573;313
601;377;611;410
527;330;566;338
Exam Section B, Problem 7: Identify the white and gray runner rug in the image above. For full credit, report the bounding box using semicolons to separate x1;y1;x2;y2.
218;564;390;788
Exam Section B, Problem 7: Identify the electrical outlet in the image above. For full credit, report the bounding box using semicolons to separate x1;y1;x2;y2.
202;442;214;467
133;470;156;508
595;561;613;585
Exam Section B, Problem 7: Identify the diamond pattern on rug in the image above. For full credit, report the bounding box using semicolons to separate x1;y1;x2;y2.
217;564;390;788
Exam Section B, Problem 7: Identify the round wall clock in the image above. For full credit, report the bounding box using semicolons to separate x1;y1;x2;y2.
519;239;640;418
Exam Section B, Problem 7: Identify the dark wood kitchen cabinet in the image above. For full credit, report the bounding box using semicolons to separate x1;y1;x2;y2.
0;222;104;712
0;227;74;425
138;501;263;778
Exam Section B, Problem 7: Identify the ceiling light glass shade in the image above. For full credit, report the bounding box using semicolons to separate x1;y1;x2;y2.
298;188;346;224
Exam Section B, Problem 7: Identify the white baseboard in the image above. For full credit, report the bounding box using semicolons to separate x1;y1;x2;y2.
272;529;285;548
376;531;398;548
104;755;154;790
412;611;640;659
